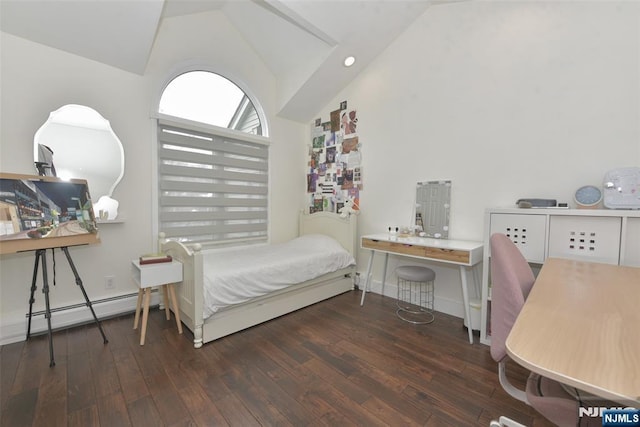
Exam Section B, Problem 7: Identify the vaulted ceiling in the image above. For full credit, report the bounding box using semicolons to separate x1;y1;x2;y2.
0;0;458;122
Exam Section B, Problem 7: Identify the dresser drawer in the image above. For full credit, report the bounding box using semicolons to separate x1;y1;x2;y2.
362;238;470;263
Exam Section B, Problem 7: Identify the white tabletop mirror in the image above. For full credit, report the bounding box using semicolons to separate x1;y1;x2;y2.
414;180;451;239
33;104;124;219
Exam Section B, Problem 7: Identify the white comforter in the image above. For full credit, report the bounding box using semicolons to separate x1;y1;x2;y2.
202;234;355;319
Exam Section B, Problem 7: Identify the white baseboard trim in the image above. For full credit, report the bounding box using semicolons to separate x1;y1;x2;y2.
361;279;465;319
0;292;161;346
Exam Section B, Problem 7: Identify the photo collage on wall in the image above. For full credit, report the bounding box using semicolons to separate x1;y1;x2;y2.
307;101;362;214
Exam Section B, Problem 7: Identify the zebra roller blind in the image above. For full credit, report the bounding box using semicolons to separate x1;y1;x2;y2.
158;119;269;244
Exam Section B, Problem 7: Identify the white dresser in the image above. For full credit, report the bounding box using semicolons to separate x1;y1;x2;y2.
480;208;640;345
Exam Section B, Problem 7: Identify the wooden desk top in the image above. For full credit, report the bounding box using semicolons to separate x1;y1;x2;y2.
506;258;640;405
361;234;483;266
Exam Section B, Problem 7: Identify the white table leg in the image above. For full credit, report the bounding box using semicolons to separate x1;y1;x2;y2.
472;264;481;298
460;265;473;344
360;250;375;306
380;253;389;297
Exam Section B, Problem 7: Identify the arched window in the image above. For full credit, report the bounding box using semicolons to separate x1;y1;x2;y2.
159;71;262;135
157;71;269;245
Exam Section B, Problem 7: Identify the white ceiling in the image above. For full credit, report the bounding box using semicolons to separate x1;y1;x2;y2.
0;0;457;122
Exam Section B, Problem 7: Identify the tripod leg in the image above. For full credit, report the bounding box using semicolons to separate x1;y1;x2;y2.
27;249;43;340
41;251;55;367
61;247;108;344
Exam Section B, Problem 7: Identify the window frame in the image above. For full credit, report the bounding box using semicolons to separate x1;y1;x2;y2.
154;65;269;137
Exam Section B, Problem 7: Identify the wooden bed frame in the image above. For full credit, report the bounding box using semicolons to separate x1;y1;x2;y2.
159;211;357;348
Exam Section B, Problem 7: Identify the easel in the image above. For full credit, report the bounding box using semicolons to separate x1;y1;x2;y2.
0;173;108;366
27;246;108;367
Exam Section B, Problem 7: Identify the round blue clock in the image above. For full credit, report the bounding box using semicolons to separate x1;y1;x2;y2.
574;185;602;207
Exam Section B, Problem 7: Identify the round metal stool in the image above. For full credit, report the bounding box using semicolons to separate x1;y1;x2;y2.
395;265;435;324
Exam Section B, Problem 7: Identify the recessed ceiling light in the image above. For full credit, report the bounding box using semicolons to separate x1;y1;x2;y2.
343;56;356;67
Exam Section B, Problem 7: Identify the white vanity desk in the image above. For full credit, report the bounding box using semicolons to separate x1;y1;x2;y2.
360;234;484;344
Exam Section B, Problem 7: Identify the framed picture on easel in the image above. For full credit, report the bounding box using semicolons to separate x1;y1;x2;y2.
0;173;107;366
0;172;100;255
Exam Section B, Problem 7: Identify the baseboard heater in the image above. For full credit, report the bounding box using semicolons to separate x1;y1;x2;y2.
0;290;161;345
27;291;146;318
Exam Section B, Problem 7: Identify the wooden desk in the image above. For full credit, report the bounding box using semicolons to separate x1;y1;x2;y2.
360;234;483;344
506;258;640;405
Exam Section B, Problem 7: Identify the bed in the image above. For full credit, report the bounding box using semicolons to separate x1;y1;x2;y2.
158;211;357;348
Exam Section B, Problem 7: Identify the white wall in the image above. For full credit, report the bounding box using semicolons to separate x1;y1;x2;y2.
314;1;640;316
0;11;307;344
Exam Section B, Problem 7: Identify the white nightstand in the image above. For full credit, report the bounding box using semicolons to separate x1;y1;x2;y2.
131;259;183;345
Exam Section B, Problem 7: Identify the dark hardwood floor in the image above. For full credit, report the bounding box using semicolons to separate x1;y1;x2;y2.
1;291;555;426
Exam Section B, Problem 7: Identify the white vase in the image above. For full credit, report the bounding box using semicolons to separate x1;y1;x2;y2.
94;195;119;220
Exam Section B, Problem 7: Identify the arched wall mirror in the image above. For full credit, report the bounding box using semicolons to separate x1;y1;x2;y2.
414;180;451;239
33;105;125;219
